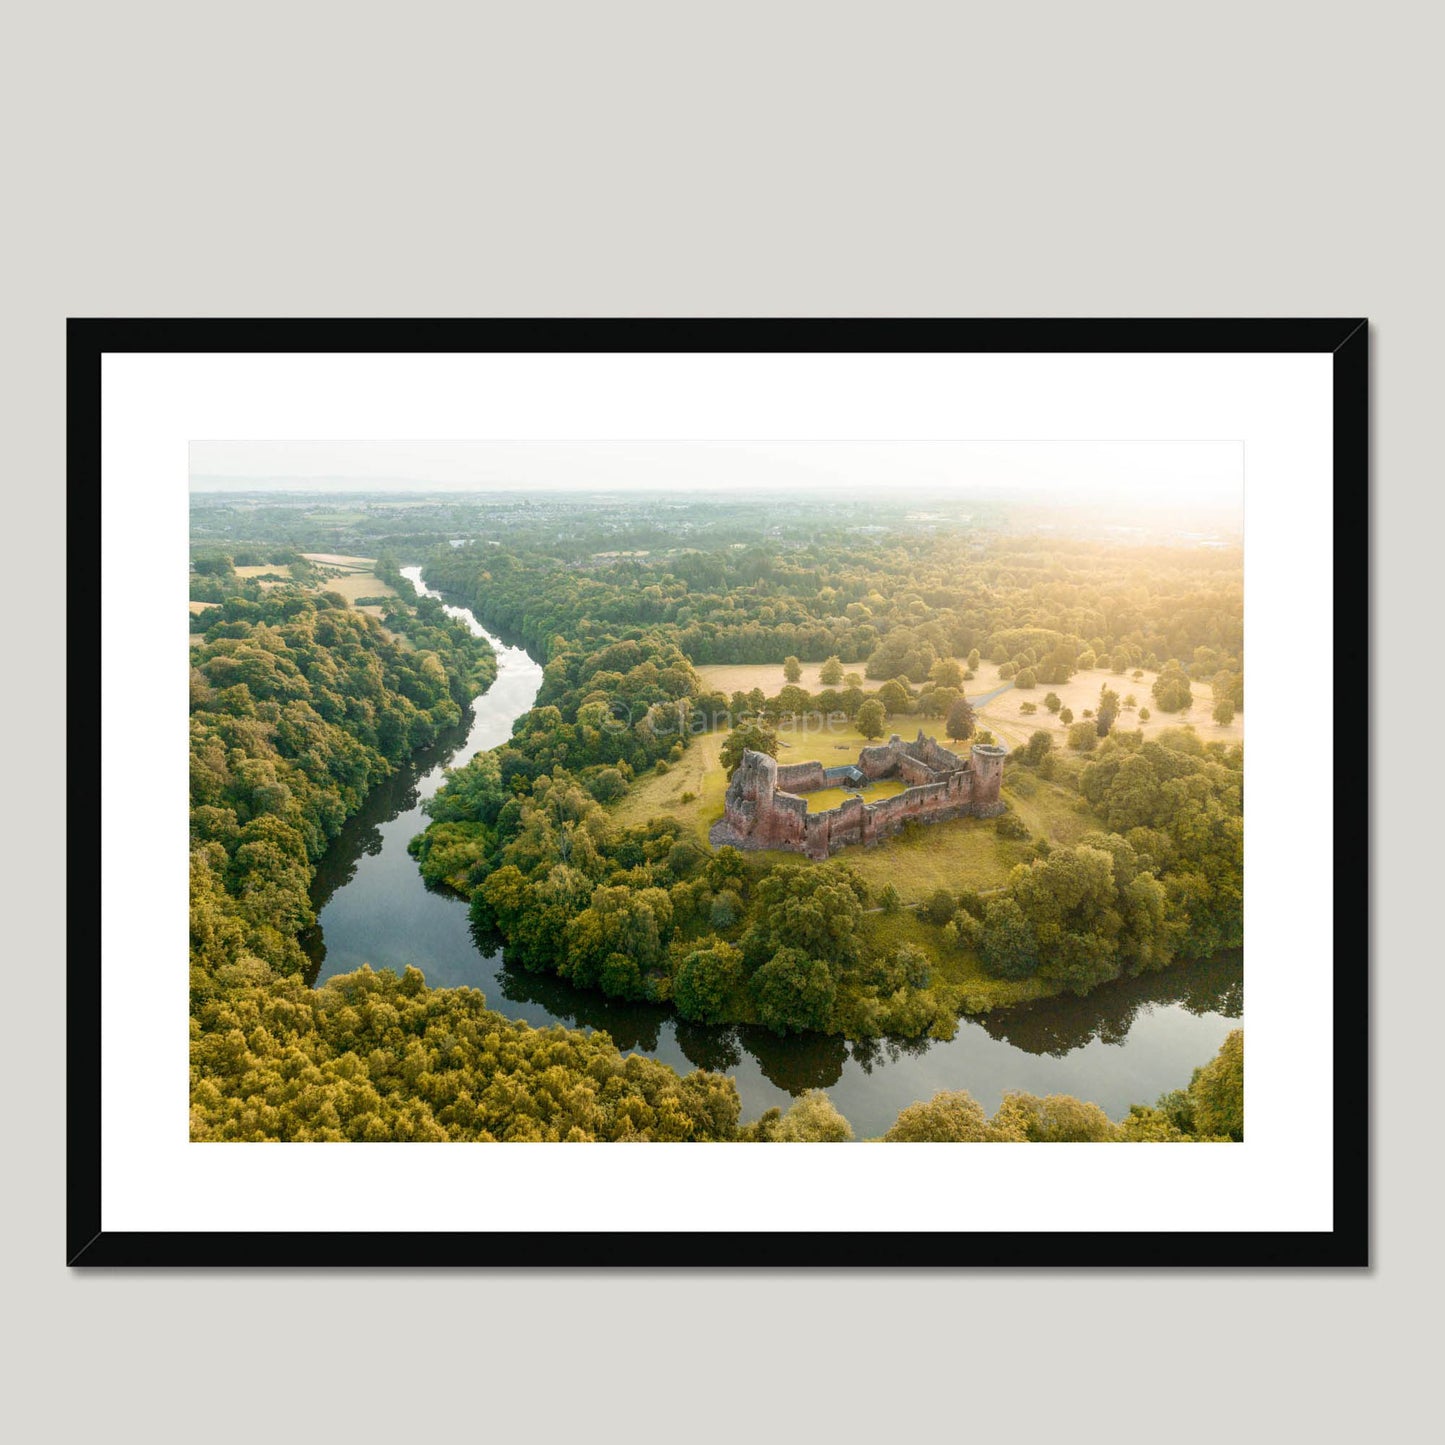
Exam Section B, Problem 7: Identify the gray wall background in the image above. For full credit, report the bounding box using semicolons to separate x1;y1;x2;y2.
6;2;1432;1439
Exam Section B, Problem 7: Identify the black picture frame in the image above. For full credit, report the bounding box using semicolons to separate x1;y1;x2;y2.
69;317;1369;1268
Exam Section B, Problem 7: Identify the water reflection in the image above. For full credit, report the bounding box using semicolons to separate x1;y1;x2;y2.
736;1027;850;1092
301;713;475;980
975;953;1244;1057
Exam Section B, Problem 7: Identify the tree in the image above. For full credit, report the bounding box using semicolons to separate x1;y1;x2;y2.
1096;684;1120;737
1068;720;1098;752
774;1090;854;1141
1189;1029;1244;1139
877;679;911;715
945;695;976;741
1137;706;1151;722
923;887;957;926
1021;729;1053;767
992;1091;1118;1142
720;718;779;777
878;882;901;913
856;698;886;740
673;942;744;1023
775;683;811;715
979;896;1038;979
1213;698;1236;726
1015;668;1037;689
1213;669;1244;710
995;810;1029;839
1043;692;1062;714
929;657;964;690
752;947;837;1034
966;648;981;671
783;655;802;684
1152;664;1193;713
884;1089;1009;1142
1058;707;1074;726
1077;649;1097;669
747;864;866;962
925;685;959;719
709;888;743;928
819;654;844;686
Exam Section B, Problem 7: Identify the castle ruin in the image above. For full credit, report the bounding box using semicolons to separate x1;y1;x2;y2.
710;731;1007;860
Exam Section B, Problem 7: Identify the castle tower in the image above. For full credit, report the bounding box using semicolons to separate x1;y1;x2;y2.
729;748;777;814
970;743;1007;815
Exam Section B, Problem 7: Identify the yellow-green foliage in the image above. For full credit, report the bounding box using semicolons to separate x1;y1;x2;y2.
1188;1028;1244;1140
880;1031;1244;1141
190;965;743;1142
740;1089;855;1142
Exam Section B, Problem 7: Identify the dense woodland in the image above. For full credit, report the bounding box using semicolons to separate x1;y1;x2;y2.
188;491;1244;1141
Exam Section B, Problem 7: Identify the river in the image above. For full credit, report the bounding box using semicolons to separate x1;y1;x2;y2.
304;567;1243;1138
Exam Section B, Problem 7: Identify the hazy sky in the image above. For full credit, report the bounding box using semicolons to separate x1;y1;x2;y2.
190;440;1243;509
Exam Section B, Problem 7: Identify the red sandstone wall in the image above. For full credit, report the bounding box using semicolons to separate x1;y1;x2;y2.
776;760;827;792
858;742;897;780
898;754;934;786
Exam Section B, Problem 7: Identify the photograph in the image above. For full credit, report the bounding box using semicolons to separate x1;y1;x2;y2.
186;438;1245;1146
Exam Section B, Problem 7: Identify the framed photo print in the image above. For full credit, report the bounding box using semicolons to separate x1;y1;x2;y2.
70;318;1367;1266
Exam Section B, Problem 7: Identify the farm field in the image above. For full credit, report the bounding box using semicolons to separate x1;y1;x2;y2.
319;571;396;603
300;552;376;568
190;553;397;643
298;553;396;604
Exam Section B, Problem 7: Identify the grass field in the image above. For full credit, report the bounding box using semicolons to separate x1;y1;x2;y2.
1001;773;1094;847
775;716;899;757
188;600;218;614
233;564;292;580
608;730;729;843
803;778;907;813
967;659;1243;750
833;813;1024;900
695;661;861;694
